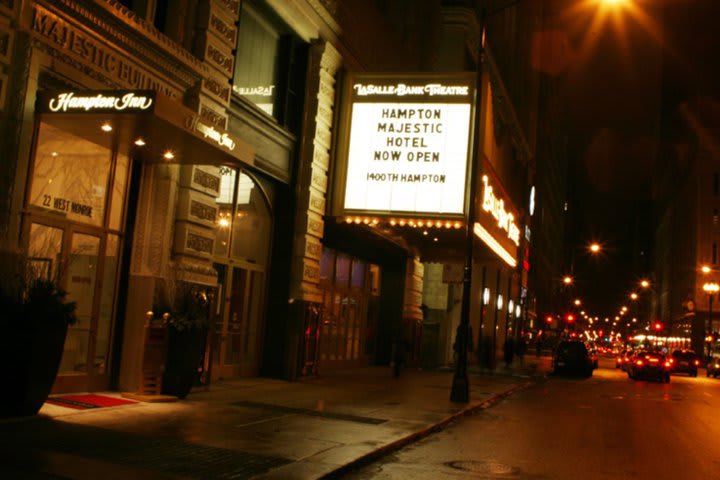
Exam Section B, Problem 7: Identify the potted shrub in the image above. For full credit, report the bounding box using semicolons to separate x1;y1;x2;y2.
155;279;210;399
0;251;77;417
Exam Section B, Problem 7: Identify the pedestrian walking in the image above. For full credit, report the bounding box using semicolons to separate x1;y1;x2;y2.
503;337;515;367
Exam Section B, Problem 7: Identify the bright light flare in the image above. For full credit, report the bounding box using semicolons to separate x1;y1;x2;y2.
562;0;663;75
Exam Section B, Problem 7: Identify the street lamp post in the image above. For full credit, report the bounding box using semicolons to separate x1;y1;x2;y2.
450;4;489;403
450;0;522;403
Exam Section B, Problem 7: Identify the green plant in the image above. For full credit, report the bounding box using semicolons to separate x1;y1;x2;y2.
0;251;77;329
154;279;210;332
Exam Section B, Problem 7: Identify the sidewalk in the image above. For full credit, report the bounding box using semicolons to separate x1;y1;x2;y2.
0;356;551;479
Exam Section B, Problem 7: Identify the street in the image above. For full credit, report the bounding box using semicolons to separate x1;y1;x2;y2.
344;356;720;480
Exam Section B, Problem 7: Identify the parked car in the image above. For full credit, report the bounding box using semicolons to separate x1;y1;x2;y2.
668;349;699;377
707;357;720;378
587;343;599;369
552;340;594;377
627;351;670;383
618;349;635;371
616;349;629;369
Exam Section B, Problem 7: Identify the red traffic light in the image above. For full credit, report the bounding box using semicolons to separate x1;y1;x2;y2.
653;322;662;331
566;314;575;322
546;316;553;323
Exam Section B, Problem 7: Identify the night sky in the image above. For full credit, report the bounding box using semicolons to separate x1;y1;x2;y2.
550;0;720;319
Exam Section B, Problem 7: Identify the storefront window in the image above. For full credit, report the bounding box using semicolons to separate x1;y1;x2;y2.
27;223;63;280
320;248;334;284
231;173;270;265
29;123;112;227
234;4;278;117
215;167;237;257
233;1;308;132
335;255;350;287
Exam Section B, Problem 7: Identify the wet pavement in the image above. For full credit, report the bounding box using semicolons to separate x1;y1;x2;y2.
0;357;551;479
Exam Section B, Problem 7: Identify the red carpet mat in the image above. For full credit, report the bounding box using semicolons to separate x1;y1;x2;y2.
45;394;138;410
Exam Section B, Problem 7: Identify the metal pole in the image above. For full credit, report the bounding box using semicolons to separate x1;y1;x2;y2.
477;266;487;365
709;294;714;360
450;9;487;404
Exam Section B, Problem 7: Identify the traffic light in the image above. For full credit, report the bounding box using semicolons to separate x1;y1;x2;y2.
653;321;663;331
566;314;575;323
546;316;553;324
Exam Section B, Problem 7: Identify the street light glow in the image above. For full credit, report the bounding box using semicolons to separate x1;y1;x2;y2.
589;243;601;253
702;265;712;274
574;299;582;306
563;276;573;285
630;292;638;300
640;279;650;288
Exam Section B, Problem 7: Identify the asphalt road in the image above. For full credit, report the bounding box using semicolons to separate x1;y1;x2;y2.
343;356;720;480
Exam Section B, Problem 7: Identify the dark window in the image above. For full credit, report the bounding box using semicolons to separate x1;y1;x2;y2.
233;1;308;133
153;0;169;32
714;173;719;195
714;209;718;227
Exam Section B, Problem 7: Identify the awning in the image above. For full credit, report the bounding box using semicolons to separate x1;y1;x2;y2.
36;90;254;168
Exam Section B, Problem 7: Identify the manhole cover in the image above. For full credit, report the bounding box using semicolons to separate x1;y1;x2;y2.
445;460;519;475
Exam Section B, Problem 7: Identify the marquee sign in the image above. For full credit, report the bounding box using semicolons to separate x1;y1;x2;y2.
474;160;520;267
335;73;475;217
36;90;156;114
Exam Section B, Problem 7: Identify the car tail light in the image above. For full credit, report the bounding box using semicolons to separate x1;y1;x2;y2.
636;360;644;366
694;360;700;366
668;359;674;364
649;358;659;363
665;361;671;367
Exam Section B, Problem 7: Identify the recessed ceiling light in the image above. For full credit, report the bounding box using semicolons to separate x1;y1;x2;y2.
134;138;146;146
101;123;113;132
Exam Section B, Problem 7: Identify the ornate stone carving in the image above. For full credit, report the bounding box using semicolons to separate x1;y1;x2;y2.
31;5;186;97
202;74;231;105
186;232;214;255
192;167;221;194
190;200;217;223
216;0;240;17
289;40;342;301
199;101;228;130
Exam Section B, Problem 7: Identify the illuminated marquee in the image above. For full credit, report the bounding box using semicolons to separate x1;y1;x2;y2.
473;168;521;268
481;175;520;246
338;73;475;216
37;90;156;114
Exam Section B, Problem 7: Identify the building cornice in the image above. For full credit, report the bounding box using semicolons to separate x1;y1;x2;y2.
35;0;208;89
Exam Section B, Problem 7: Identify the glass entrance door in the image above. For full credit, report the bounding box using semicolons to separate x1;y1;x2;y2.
26;222;120;392
212;265;265;379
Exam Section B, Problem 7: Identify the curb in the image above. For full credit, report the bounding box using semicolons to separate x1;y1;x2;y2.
318;380;535;479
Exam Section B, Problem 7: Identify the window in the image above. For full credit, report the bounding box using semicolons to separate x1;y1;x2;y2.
29;123;113;228
233;1;308;132
213;167;271;266
714;209;718;227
